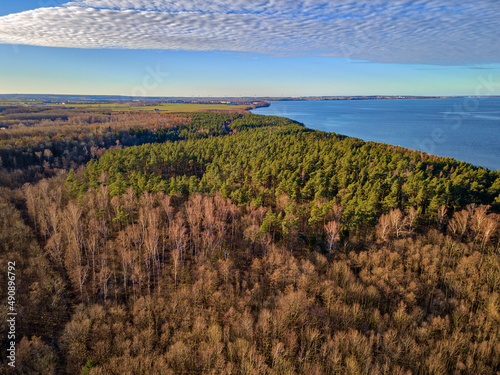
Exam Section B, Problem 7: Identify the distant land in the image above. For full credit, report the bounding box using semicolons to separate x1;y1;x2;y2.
258;95;500;101
0;94;266;108
2;94;500;115
1;94;500;107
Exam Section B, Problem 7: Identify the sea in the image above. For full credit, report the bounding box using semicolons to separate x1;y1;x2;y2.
252;98;500;171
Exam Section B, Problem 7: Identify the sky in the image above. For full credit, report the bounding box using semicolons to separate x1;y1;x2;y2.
0;0;500;97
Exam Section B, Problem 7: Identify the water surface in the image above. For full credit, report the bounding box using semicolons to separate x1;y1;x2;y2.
252;98;500;171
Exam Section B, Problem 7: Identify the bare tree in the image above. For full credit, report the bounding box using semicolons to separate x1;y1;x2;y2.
185;194;204;256
448;210;470;242
85;216;101;294
144;207;161;289
377;213;391;243
324;220;340;259
170;214;187;288
23;184;39;232
62;202;88;302
160;193;174;225
471;205;489;245
46;203;64;268
331;204;343;222
406;206;419;235
436;205;448;232
481;216;498;251
389;208;406;239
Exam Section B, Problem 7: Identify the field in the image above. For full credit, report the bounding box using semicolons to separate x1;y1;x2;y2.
0;96;258;112
48;102;254;112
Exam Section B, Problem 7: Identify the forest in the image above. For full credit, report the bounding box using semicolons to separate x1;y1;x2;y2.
0;104;499;374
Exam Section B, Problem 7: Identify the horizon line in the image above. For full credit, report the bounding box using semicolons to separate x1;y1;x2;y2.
2;93;500;100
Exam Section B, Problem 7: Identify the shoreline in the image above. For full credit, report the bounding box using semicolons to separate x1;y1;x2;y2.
259;95;500;102
251;99;500;172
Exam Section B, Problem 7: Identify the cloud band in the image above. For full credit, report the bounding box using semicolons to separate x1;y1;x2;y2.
0;0;499;65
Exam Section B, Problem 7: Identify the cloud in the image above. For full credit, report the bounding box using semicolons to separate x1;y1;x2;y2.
0;0;499;65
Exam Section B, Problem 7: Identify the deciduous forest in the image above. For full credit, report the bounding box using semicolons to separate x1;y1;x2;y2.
0;105;499;374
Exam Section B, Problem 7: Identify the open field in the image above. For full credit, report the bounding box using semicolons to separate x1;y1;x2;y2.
123;103;253;112
0;99;44;106
46;102;254;112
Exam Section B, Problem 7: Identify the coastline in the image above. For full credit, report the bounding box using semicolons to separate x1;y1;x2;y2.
251;98;500;172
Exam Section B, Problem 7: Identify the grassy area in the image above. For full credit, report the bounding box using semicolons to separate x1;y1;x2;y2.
43;103;129;109
125;103;252;112
0;100;39;106
46;102;252;112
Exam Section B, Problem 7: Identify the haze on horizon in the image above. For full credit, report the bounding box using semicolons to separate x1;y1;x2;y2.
0;0;499;97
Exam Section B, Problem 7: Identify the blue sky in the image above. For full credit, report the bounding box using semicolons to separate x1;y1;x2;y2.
1;0;499;97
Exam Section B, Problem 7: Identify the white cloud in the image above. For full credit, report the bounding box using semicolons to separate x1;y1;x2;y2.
0;0;499;65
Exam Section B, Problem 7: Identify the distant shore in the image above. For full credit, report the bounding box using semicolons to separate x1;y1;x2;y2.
258;95;500;101
1;93;499;105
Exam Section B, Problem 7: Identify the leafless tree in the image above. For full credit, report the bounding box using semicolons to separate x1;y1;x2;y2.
324;220;340;258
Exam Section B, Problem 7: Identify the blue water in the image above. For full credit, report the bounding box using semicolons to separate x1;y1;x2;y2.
252;98;500;171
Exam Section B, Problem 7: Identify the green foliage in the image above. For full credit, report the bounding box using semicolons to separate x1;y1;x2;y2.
261;210;279;234
76;113;499;226
81;360;96;375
